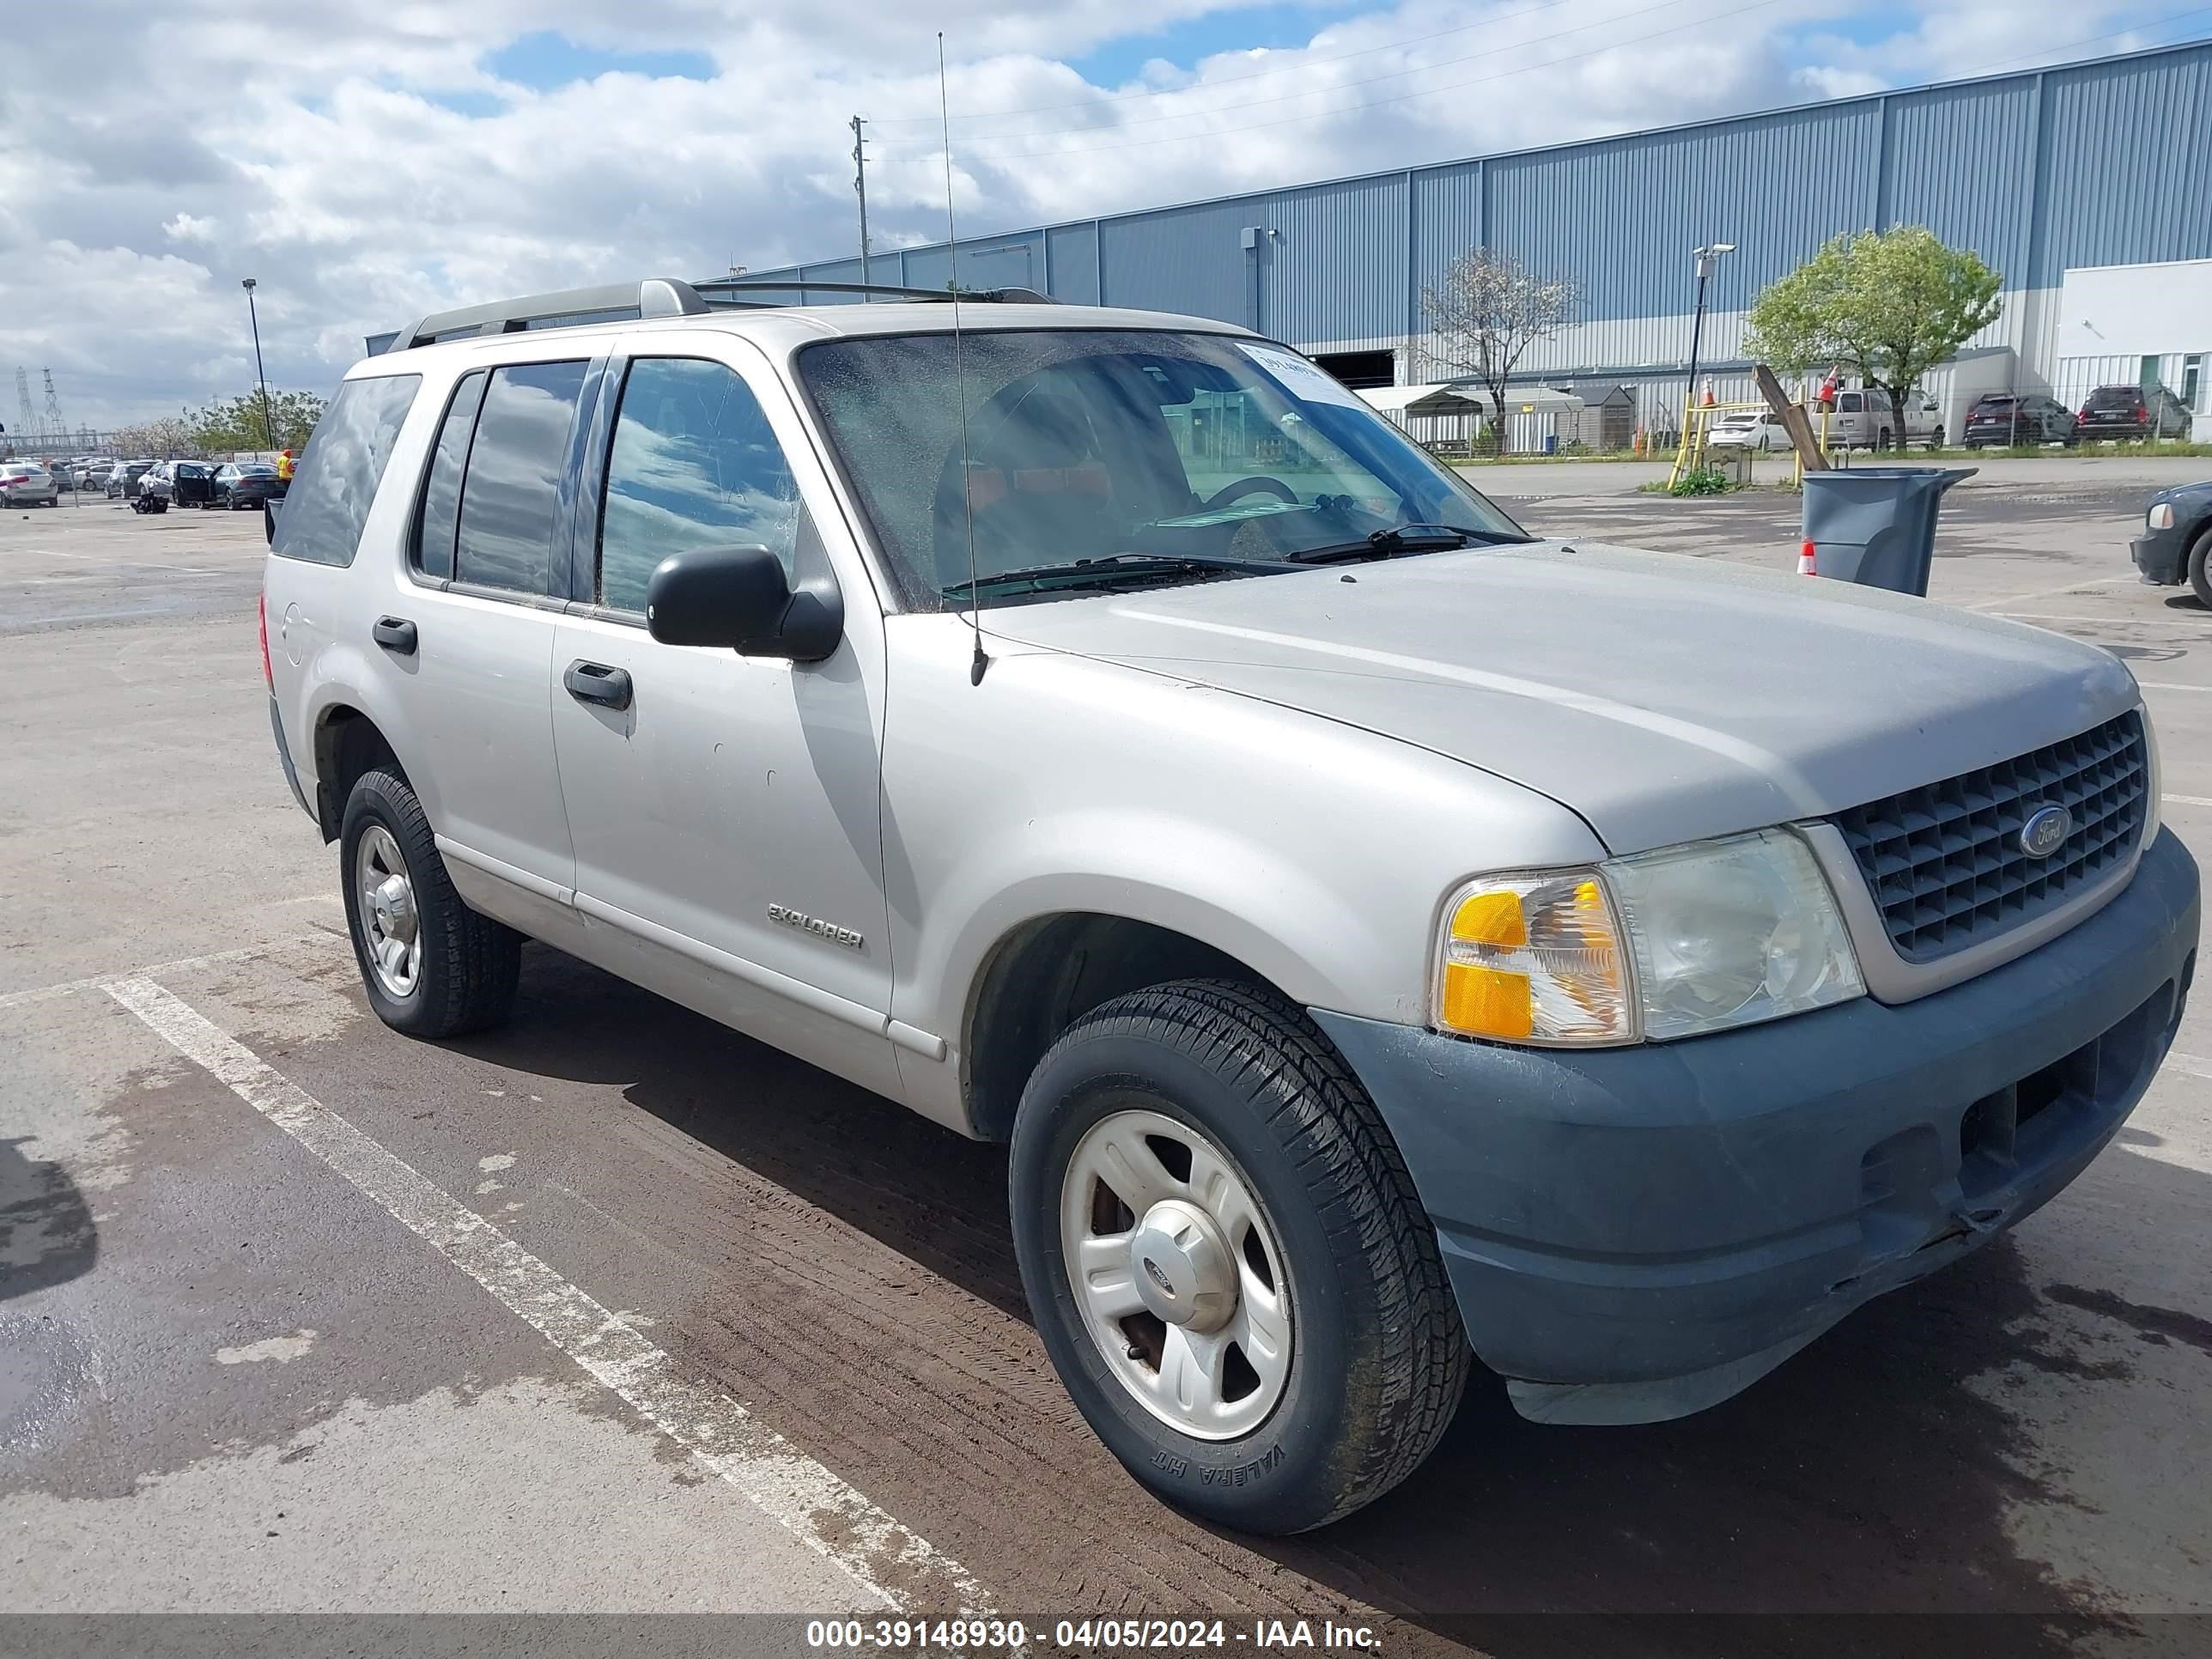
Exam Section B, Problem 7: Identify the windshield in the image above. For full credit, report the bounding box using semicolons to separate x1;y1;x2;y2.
798;328;1529;608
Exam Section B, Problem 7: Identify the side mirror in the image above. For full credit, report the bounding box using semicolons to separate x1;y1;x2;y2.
646;544;843;662
264;499;278;546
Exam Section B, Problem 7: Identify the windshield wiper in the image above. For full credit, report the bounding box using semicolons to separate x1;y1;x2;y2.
943;551;1301;600
1283;523;1524;564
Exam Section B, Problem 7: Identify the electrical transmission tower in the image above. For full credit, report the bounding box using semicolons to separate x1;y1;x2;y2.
15;369;35;446
41;371;65;446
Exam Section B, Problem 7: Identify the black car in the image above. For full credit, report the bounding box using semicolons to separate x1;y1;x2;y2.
1962;393;2076;448
215;462;287;509
2079;383;2193;442
168;460;220;507
2130;479;2212;603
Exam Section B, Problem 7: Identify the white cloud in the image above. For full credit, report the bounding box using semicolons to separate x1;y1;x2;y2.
0;0;2196;428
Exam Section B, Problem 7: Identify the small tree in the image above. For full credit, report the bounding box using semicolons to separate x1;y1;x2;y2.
191;389;325;453
109;416;201;459
1744;227;2002;450
1422;248;1581;455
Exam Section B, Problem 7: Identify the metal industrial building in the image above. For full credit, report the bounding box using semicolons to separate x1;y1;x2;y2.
743;39;2212;446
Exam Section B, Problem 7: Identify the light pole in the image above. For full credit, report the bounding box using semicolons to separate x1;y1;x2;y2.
1683;241;1735;440
241;277;275;453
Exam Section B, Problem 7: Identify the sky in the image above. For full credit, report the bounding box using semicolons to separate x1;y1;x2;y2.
2;0;2205;431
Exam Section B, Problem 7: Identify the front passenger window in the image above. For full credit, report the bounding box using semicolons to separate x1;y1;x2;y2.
599;357;801;614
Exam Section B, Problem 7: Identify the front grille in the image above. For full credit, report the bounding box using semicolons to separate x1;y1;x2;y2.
1836;711;2147;963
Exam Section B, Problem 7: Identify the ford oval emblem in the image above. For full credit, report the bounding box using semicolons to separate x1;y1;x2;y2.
2020;805;2073;859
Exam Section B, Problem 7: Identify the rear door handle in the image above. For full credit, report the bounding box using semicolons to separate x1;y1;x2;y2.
564;659;633;711
372;617;417;655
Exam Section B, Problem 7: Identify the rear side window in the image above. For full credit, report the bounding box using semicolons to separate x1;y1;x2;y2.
455;360;589;595
270;374;422;567
597;356;801;612
1836;392;1861;412
413;369;489;581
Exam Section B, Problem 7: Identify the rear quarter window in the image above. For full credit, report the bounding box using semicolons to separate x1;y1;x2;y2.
270;374;422;567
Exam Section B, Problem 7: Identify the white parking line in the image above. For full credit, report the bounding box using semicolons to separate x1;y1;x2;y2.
2161;793;2212;809
1998;612;2206;627
0;942;307;1012
105;975;995;1620
1967;575;2137;611
2160;1051;2212;1083
2137;683;2212;692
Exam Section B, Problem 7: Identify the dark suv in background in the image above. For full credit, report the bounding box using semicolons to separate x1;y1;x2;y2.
1962;394;2077;447
2079;384;2193;442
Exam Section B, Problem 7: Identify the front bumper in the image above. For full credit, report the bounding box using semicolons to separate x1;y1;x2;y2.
1312;828;2199;1425
2133;527;2188;584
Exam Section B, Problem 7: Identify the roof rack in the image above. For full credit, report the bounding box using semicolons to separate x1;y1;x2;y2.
385;277;710;354
694;278;1058;306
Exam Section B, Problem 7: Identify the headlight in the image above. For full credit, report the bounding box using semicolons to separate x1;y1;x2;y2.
2148;501;2174;530
1434;828;1863;1046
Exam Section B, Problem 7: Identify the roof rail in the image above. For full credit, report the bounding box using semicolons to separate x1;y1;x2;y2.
384;277;709;354
694;278;1059;306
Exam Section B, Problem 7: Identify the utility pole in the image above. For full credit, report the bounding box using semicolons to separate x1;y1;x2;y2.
850;114;872;292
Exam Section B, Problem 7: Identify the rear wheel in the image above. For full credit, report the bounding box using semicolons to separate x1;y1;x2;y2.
1009;980;1468;1534
339;768;520;1038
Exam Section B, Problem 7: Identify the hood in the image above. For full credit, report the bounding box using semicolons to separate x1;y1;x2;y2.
985;540;2141;855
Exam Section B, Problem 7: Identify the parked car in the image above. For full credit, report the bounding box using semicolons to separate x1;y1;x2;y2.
1963;394;2077;448
132;462;173;513
0;462;59;507
2130;479;2212;604
107;459;157;500
169;459;220;507
79;459;116;490
265;277;2198;1534
1823;386;1943;450
1706;410;1791;453
2078;383;2194;442
215;461;288;509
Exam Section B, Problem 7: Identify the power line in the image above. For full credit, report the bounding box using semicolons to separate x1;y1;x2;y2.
869;0;1586;124
892;0;1735;151
939;0;1785;162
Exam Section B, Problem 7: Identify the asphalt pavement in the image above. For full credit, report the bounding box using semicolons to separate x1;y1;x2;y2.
3;472;2209;1657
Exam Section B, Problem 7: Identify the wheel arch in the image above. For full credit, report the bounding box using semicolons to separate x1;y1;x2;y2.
963;910;1322;1144
311;703;405;843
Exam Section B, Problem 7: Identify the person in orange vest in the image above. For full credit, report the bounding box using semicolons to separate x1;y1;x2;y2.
276;447;296;483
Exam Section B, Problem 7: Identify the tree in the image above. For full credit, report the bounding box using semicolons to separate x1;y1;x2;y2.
191;389;325;453
108;416;201;459
1743;227;2002;450
1421;248;1581;455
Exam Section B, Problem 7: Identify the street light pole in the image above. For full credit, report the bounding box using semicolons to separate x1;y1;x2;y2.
241;277;275;453
1682;241;1735;457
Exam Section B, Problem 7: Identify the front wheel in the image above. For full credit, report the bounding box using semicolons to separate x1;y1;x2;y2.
339;767;520;1038
1009;980;1468;1534
2187;529;2212;611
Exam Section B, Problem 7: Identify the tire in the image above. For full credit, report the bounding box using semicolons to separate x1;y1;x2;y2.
1929;427;1944;449
2188;529;2212;611
338;767;520;1039
1878;426;1893;451
1009;979;1468;1534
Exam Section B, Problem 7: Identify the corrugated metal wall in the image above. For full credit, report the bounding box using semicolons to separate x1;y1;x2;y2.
747;40;2212;383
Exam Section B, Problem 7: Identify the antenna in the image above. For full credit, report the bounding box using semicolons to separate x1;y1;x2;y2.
939;33;987;687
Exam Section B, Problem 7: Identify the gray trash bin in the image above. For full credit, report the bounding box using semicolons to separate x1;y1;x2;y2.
1802;466;1977;596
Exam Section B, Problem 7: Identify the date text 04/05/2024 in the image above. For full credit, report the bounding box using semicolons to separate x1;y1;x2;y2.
803;1619;1381;1650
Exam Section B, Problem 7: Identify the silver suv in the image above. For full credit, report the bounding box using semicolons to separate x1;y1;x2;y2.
264;277;2199;1533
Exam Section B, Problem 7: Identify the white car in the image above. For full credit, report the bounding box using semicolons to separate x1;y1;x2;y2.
1705;411;1791;453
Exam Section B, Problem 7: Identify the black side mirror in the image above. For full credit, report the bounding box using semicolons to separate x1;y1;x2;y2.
264;499;278;547
646;544;843;662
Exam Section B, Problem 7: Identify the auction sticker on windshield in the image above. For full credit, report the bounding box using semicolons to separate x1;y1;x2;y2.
1240;343;1367;410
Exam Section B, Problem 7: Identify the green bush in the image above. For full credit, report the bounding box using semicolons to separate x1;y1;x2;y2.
1668;467;1732;496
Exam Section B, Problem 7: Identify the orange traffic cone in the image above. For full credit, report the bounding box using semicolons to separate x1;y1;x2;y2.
1797;539;1818;577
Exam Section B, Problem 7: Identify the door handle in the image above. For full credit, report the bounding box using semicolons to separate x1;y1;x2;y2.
564;659;633;711
372;616;417;655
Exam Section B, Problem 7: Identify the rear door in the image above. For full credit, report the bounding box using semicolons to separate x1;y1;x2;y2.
546;337;897;1092
392;356;598;902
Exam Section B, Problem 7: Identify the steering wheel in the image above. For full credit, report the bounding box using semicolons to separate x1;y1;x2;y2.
1200;476;1298;512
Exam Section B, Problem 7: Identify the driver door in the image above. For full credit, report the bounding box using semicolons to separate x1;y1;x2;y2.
547;337;898;1097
